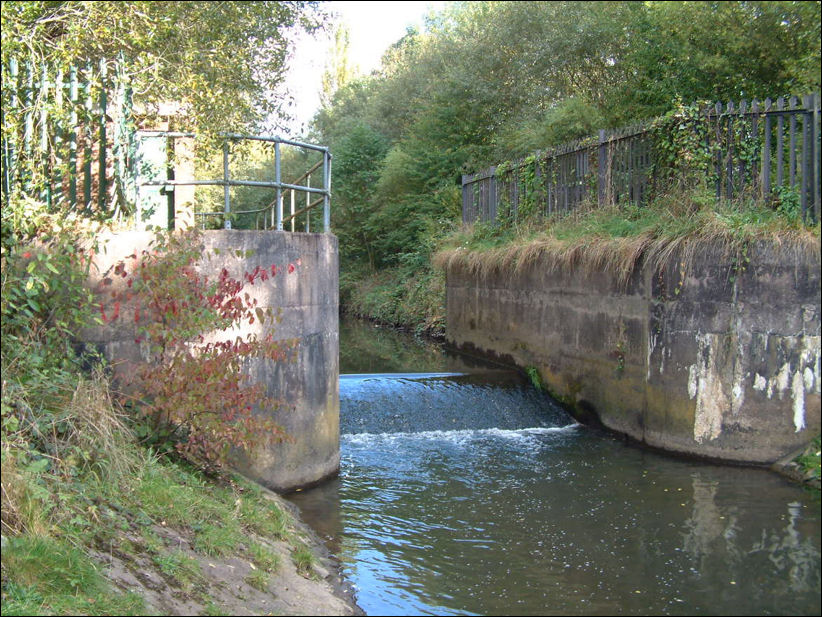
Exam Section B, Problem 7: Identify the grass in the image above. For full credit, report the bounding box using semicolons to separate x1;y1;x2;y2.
244;568;270;592
153;550;205;590
0;370;314;614
1;535;145;616
291;544;317;577
436;192;820;288
248;541;281;572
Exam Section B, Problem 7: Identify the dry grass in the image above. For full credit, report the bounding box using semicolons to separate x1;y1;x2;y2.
1;370;137;536
435;206;820;288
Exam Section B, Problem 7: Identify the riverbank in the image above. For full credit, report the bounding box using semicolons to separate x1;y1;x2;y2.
2;452;361;616
1;366;360;616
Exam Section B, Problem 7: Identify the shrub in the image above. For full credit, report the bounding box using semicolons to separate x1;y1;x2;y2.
99;229;294;472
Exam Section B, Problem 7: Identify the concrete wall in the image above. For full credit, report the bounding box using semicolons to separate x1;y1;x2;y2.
83;230;339;492
445;243;820;463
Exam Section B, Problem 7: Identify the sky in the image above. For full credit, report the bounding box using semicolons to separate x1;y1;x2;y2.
281;1;448;136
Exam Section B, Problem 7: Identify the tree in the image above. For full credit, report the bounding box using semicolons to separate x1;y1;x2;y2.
320;23;358;108
1;1;326;132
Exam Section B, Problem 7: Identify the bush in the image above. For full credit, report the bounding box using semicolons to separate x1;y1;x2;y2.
99;229;292;472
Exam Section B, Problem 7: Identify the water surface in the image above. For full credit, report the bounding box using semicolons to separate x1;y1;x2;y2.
289;318;821;616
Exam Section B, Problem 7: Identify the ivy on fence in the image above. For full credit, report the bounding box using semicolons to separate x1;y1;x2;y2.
463;94;821;226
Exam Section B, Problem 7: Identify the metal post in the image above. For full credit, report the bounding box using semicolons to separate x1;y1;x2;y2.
813;92;820;223
762;99;771;198
275;141;282;230
305;172;311;232
83;63;93;211
98;59;107;213
801;95;811;222
290;187;295;232
39;63;49;205
69;64;78;205
323;150;331;233
598;129;606;206
222;140;231;229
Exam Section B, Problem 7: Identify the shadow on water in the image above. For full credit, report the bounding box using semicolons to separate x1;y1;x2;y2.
288;317;821;617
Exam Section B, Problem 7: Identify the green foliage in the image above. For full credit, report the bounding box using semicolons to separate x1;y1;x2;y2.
100;229;292;472
291;544;317;577
192;523;242;558
314;1;820;331
1;535;145;616
245;568;271;592
1;1;325;133
796;436;821;483
248;542;281;573
525;367;544;392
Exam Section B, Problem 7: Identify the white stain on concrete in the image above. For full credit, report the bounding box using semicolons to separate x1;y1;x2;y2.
688;332;820;440
791;370;806;431
746;335;819;432
689;333;727;443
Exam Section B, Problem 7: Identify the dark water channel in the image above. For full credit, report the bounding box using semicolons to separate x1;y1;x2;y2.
287;318;821;616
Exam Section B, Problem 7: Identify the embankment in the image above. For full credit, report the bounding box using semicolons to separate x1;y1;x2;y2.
82;230;339;492
443;240;820;463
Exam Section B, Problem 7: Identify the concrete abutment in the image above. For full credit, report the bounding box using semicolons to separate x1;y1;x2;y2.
445;242;821;464
82;230;339;492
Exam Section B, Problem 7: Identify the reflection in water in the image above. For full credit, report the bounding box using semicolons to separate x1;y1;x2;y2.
288;321;821;616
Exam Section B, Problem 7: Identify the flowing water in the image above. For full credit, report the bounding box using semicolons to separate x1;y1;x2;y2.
288;318;821;616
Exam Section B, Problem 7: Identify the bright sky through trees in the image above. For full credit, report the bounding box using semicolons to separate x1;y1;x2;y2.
283;1;446;135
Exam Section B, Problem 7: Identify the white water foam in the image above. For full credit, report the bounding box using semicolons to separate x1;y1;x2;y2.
342;424;579;447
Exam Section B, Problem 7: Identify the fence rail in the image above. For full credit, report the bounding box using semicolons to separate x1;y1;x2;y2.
2;57;332;233
462;93;821;225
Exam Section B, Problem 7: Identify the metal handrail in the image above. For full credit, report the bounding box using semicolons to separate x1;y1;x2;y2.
137;132;332;232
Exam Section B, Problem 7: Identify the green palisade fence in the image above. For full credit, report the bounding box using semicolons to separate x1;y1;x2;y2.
1;56;134;216
463;94;821;225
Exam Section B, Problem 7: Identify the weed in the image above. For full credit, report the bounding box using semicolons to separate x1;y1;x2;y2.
193;523;242;557
796;436;821;483
245;567;270;592
239;496;290;540
203;601;227;616
526;367;544;391
154;550;204;590
1;535;144;615
248;541;281;572
291;544;317;577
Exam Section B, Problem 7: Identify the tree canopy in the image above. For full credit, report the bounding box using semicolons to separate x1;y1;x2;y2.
314;0;821;274
1;1;325;131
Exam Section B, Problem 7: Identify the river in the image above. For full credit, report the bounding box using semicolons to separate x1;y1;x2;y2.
287;317;821;616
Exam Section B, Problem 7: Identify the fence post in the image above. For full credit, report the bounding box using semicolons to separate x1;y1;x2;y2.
223;139;231;229
83;62;93;211
39;63;49;206
813;92;820;223
762;99;771;198
598;129;606;206
801;94;812;222
69;64;78;205
275;140;282;230
98;59;108;213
